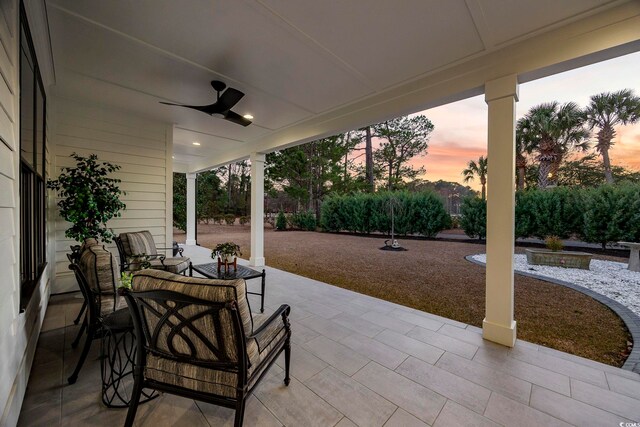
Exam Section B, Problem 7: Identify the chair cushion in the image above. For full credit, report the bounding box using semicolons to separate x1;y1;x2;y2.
144;312;287;398
148;257;190;274
119;231;158;257
79;245;126;316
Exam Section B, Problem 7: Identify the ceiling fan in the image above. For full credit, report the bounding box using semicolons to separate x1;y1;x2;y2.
160;80;252;127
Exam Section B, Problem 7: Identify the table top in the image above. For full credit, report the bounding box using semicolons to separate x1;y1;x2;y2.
618;242;640;249
191;262;264;280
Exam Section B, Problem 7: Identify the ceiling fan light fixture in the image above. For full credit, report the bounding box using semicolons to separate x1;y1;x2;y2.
243;114;254;120
192;142;201;146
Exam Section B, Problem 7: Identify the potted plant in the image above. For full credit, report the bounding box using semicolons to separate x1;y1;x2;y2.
525;235;592;270
212;242;241;272
47;153;126;244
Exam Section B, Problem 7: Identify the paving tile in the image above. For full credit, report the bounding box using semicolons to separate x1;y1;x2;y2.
299;315;353;341
353;362;446;425
383;408;428;427
433;400;500;427
390;309;444;331
530;385;632;426
349;297;396;314
437;323;486;347
255;375;343;427
305;367;397;427
290;321;321;345
473;348;571;396
132;394;209;426
509;344;608;388
296;300;344;319
396;356;491;414
408;309;468;329
606;372;640;400
484;392;571;427
407;326;478;359
331;312;385;338
374;330;443;365
570;378;640;421
339;333;408;369
198;395;282;427
435;352;531;404
360;311;415;334
335;417;359;427
302;336;369;376
331;301;371;317
275;343;327;382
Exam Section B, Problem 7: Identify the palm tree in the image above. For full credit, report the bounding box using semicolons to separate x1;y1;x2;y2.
515;117;535;190
462;156;488;200
584;89;640;184
522;102;589;189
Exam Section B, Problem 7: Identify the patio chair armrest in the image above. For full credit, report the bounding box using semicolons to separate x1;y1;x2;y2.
250;304;291;338
156;246;184;256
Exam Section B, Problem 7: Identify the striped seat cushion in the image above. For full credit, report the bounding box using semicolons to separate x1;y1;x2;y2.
148;257;190;274
119;231;158;257
79;245;126;316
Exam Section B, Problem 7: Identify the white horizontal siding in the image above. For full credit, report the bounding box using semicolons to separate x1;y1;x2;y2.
0;1;51;425
51;98;172;294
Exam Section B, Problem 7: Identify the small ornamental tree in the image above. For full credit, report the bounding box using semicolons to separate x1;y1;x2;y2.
460;196;486;240
47;153;126;243
275;210;287;231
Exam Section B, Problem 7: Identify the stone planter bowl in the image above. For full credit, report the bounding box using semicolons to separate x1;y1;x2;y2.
525;248;592;270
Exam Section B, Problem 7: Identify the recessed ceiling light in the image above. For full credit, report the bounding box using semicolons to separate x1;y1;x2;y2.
171;155;175;159
192;142;201;146
243;114;254;120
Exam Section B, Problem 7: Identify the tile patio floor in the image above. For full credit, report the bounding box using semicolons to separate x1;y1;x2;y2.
18;245;640;426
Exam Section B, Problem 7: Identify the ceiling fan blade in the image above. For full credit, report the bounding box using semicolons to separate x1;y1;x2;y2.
217;88;245;112
224;110;252;127
160;101;214;114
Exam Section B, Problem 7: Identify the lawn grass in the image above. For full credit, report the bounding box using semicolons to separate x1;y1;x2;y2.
178;225;631;367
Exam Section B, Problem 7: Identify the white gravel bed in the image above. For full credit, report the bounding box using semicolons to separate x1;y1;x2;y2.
471;254;640;317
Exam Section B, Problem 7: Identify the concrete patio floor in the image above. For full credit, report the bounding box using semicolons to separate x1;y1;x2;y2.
18;245;640;426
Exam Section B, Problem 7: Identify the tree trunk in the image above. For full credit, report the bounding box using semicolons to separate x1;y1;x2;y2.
516;167;525;190
388;161;393;191
538;161;551;189
227;166;232;210
365;126;374;192
601;147;614;184
481;181;486;201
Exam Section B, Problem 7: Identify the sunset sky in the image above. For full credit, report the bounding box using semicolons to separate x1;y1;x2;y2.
404;51;640;191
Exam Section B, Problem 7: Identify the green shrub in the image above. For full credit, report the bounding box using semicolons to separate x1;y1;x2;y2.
460;196;486;240
239;216;250;226
213;214;224;225
291;210;317;231
545;235;564;251
515;187;584;239
224;214;236;225
320;191;450;237
275;210;287;231
582;183;640;248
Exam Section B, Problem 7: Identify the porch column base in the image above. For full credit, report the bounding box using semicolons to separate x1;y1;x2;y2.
185;239;197;246
249;256;265;267
482;318;517;347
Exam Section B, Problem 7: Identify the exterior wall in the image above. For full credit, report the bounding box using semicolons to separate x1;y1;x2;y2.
51;98;173;293
0;1;51;425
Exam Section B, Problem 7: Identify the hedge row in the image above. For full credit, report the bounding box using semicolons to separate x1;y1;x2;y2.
460;183;640;247
320;191;451;237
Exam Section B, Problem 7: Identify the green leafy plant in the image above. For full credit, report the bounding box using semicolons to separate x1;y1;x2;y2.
545;236;564;251
460;196;486;240
212;242;241;261
224;214;236;225
290;210;316;231
239;215;250;226
275;210;287;231
118;272;134;290
47;153;126;243
213;214;225;225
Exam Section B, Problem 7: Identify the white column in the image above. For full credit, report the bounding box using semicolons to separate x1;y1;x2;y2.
250;153;265;267
483;74;518;347
186;172;197;246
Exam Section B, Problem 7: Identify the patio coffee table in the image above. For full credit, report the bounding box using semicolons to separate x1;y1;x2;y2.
189;262;266;312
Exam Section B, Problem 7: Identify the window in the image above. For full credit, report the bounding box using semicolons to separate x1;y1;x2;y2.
19;2;46;311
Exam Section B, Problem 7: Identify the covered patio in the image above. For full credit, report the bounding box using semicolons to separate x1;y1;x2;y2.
18;245;640;426
2;0;640;425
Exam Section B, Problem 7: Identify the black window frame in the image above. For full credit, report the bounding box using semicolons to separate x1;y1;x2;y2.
19;1;47;312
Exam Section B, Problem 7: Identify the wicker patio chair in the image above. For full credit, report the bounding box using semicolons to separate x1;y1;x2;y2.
120;269;291;427
115;230;189;274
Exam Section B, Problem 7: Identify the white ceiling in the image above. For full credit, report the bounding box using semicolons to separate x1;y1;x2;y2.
44;0;637;171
